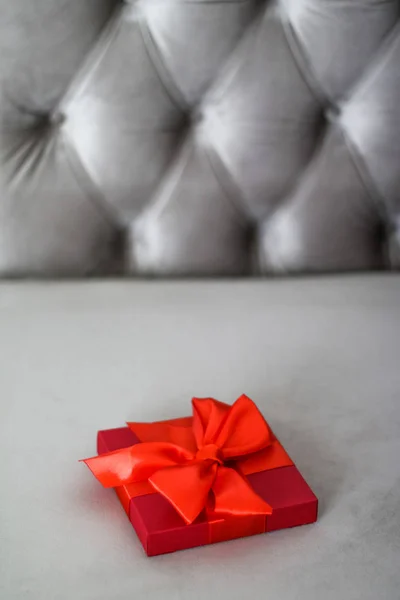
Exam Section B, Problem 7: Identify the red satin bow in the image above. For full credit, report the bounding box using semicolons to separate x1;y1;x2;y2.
83;395;274;524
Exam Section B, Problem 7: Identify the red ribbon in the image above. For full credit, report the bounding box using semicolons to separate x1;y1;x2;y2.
83;395;287;524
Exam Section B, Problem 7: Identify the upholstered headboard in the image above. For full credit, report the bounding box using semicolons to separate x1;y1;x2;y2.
1;0;399;277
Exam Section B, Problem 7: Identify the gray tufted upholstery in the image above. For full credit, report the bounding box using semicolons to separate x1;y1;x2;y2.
1;0;400;277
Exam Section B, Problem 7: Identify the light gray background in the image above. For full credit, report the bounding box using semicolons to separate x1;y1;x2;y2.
1;276;399;599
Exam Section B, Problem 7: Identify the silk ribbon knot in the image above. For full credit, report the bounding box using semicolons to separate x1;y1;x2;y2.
83;395;275;524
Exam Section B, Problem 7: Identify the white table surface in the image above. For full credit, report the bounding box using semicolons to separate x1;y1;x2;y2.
1;276;400;599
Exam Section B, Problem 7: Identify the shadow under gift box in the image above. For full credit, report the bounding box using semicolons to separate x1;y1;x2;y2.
97;427;318;556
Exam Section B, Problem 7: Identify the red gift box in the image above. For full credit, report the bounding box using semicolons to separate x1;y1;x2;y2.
84;396;318;556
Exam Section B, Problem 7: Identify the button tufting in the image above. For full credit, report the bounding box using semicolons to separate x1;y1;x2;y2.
50;112;66;127
326;103;341;123
0;0;399;276
190;107;204;126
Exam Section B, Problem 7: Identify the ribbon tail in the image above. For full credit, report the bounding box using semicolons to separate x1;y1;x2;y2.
82;442;193;488
212;466;273;517
150;461;218;525
82;447;144;488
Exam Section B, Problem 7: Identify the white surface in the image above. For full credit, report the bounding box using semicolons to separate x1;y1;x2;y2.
1;276;400;599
